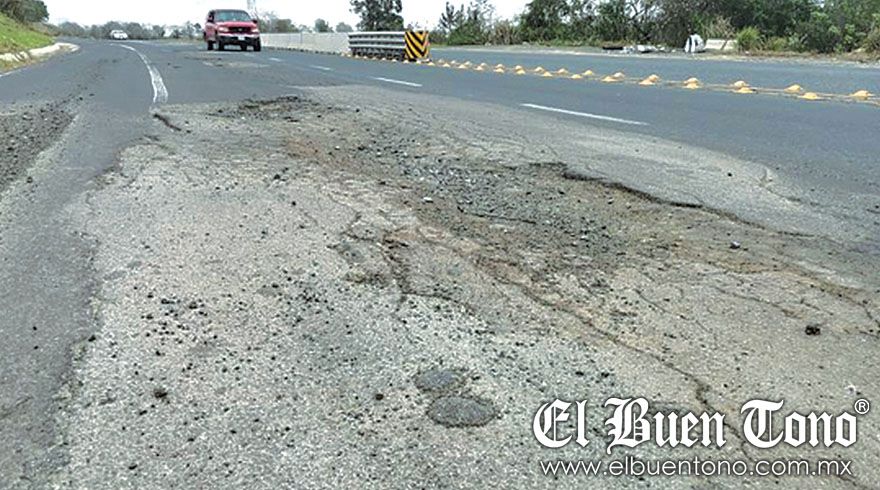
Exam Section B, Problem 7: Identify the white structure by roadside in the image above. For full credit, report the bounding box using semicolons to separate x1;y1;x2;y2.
260;33;349;54
684;34;705;53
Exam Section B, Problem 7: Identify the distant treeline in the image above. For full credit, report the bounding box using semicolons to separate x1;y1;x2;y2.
50;17;357;40
431;0;880;54
52;21;197;40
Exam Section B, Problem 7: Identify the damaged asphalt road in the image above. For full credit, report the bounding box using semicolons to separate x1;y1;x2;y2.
0;41;878;489
38;92;880;488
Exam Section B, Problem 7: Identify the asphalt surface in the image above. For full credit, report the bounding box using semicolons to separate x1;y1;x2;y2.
0;39;879;488
6;39;877;216
435;46;880;95
102;41;880;241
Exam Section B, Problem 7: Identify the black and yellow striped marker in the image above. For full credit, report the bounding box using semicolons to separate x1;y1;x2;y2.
405;30;430;61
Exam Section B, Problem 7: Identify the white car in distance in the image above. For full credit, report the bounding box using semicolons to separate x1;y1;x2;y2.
109;30;129;40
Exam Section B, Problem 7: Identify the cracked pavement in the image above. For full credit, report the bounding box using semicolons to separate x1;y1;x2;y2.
11;87;870;488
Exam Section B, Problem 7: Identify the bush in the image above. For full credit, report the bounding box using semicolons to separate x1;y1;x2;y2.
798;11;839;53
593;0;632;43
736;27;762;51
487;19;521;45
702;16;735;39
763;36;787;51
864;27;880;52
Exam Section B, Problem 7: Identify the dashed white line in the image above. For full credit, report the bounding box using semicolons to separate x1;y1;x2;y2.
269;57;282;62
372;77;422;88
521;103;647;126
118;44;168;106
310;65;332;71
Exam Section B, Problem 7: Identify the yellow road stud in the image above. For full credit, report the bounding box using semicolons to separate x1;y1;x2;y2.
800;92;821;100
785;84;803;93
602;75;618;83
732;80;748;89
495;64;505;69
542;72;554;77
556;68;568;74
570;74;583;80
514;65;524;70
639;77;655;86
733;86;755;94
515;69;527;75
427;61;435;66
612;72;625;79
474;65;485;71
494;68;505;74
684;81;701;90
534;66;545;73
582;70;595;76
851;90;873;99
684;77;700;84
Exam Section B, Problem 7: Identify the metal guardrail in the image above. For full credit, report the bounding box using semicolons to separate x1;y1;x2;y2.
348;31;408;59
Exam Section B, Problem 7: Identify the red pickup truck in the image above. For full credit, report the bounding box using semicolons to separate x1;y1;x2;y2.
204;9;261;51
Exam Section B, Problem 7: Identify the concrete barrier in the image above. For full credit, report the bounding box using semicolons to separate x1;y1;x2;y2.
261;33;349;54
705;39;738;52
0;42;79;63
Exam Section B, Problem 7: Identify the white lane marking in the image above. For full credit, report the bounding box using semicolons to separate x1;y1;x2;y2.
310;65;332;71
118;44;168;106
0;69;20;80
521;103;647;126
372;77;422;88
269;57;282;62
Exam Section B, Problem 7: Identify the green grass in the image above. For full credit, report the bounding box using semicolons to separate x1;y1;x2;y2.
0;12;52;54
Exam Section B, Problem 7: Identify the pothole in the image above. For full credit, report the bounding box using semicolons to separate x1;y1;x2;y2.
428;396;496;428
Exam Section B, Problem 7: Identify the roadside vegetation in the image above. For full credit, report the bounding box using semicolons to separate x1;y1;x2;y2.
424;0;880;56
0;0;51;54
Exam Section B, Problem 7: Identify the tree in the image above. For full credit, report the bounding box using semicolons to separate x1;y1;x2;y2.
124;22;151;39
56;21;86;37
445;0;496;44
274;19;296;32
593;0;630;41
0;0;48;23
97;21;124;38
520;0;579;41
438;2;464;32
335;22;354;32
350;0;403;31
314;18;331;32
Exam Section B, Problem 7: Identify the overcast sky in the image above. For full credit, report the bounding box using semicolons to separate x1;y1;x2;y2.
45;0;530;28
